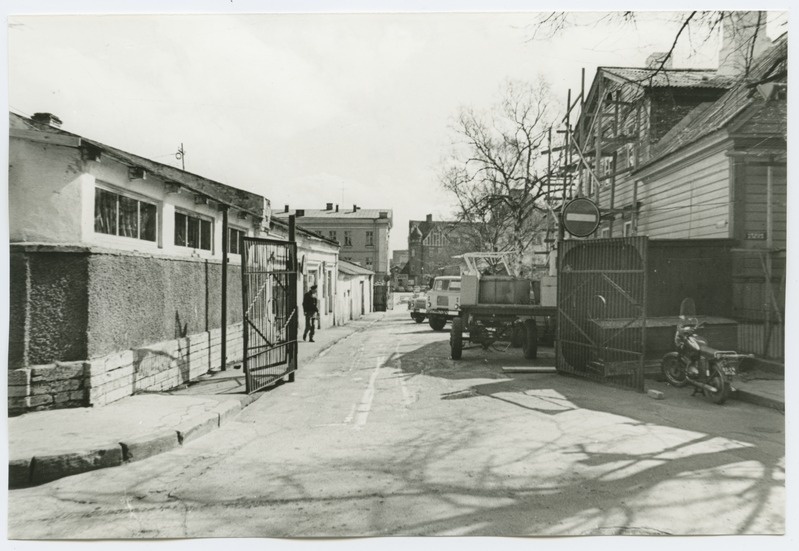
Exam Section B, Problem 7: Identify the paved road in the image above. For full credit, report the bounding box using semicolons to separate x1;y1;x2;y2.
7;310;785;538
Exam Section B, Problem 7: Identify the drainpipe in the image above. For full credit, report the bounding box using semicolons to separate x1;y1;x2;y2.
221;206;229;370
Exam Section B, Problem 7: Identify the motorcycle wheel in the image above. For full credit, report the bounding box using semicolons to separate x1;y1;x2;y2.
661;352;688;387
704;364;730;405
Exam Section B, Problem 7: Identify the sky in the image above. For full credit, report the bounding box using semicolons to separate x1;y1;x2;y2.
3;3;790;253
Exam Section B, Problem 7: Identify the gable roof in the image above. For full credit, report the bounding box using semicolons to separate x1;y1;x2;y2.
601;67;736;89
338;258;374;276
639;36;787;168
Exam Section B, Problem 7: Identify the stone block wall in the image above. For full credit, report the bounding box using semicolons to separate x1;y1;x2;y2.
8;323;243;415
8;362;89;414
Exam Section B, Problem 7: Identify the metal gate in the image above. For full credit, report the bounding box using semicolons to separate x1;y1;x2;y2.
556;237;648;391
241;236;298;393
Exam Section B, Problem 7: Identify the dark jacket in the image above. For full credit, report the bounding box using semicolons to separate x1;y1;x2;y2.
303;291;318;315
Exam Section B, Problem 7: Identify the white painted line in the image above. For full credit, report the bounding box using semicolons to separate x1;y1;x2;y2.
354;355;383;429
565;213;598;222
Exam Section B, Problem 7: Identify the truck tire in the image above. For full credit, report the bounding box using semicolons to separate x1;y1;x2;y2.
510;325;523;348
412;313;425;323
450;317;463;360
522;319;538;359
429;315;447;331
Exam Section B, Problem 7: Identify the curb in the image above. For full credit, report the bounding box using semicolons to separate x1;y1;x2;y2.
9;396;251;490
8;318;374;490
733;388;784;413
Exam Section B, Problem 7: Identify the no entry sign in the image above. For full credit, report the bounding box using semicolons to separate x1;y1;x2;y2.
562;197;600;237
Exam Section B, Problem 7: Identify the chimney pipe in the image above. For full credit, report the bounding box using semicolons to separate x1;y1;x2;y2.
335;204;339;212
718;11;770;77
326;202;333;210
426;214;433;223
284;205;289;213
353;204;358;212
296;209;305;217
31;112;63;128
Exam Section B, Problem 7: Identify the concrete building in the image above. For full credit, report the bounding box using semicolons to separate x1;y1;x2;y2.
8;112;340;414
273;204;392;281
336;259;374;324
406;214;483;286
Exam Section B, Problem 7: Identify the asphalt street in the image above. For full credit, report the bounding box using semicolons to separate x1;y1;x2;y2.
7;309;785;538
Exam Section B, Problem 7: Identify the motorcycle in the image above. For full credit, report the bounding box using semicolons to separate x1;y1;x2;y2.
660;298;751;405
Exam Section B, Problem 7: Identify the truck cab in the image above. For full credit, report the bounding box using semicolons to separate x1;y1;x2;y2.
425;276;461;331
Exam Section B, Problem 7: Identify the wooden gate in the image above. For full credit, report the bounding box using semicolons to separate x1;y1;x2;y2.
556;237;648;391
241;237;298;393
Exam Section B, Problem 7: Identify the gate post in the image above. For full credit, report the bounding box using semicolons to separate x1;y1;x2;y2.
288;215;298;380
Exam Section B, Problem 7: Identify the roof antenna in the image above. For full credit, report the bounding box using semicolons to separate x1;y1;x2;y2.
175;142;186;170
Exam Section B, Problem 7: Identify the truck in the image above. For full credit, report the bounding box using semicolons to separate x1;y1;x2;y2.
424;276;462;331
449;252;556;360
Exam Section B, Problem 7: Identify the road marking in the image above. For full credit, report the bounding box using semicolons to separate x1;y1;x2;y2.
354;355;383;429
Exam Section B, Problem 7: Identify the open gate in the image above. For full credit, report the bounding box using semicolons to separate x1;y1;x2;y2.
556;237;648;391
241;236;298;393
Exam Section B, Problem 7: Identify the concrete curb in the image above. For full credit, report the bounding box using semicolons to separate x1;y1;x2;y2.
733;389;784;413
9;397;250;490
8;319;373;490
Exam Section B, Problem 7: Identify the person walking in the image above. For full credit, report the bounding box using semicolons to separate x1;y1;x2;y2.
302;285;318;342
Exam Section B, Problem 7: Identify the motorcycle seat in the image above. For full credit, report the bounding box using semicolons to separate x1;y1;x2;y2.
698;341;722;358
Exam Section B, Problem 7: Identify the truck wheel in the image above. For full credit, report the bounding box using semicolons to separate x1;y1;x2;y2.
412;313;425;323
522;319;538;359
510;325;523;348
429;316;447;331
450;317;463;360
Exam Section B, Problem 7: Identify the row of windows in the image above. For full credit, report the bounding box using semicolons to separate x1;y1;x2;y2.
327;230;374;247
94;187;246;253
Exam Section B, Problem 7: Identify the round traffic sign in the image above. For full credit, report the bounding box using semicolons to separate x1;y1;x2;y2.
562;197;600;237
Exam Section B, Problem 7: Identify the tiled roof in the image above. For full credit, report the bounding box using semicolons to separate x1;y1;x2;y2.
338;259;374;276
642;36;787;166
602;67;736;89
273;208;392;221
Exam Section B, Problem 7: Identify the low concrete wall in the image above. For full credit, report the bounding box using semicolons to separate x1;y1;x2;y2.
9;322;243;415
9;244;242;368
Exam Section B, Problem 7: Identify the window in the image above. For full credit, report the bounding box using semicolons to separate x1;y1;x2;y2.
228;227;245;254
329;230;337;243
366;231;374;247
366;257;373;269
424;230;447;247
175;211;213;251
600;227;610;239
449;279;462;291
94;187;157;242
623;221;632;237
344;230;352;247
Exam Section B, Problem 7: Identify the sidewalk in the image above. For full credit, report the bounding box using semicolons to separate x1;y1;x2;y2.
8;313;383;489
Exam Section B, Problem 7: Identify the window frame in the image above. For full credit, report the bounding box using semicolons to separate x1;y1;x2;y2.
174;209;214;252
227;226;247;255
93;183;159;244
344;230;353;247
365;230;374;247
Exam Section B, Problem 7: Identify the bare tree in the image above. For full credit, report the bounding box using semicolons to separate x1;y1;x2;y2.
441;80;557;277
532;11;778;81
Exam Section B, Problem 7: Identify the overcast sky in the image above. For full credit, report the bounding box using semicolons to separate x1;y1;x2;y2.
5;3;789;251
